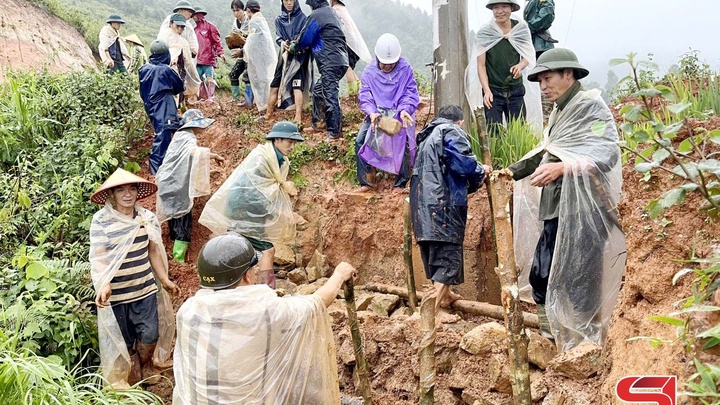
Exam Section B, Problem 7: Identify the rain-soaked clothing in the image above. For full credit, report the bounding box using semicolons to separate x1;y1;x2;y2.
356;58;419;186
523;0;557;56
512;88;626;351
273;0;311;107
173;285;340;404
245;12;277;111
139;51;184;174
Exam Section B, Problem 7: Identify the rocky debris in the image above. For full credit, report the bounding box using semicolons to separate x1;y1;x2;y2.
353;292;374;311
528;330;557;370
338;338;356;365
340;395;364;405
531;377;549;402
273;244;295;268
459;322;507;355
390;306;414;318
275;270;287;279
460;391;512;405
327;305;347;324
287;268;308;285
368;293;400;317
295;277;327;295
372;324;404;343
488;352;513;394
542;390;568;405
548;341;602;380
306;249;331;281
275;278;298;294
435;346;459;374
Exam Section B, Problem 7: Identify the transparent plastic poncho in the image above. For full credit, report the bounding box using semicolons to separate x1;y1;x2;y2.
245;12;278;111
173;285;340;404
89;205;175;387
332;4;371;63
199;142;296;245
513;89;627;351
158;29;201;99
464;18;543;131
155;129;211;223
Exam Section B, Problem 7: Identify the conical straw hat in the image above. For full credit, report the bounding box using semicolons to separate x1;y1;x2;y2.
91;168;157;205
124;34;144;46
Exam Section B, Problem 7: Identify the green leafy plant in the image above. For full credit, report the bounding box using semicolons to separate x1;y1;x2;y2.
469;118;539;169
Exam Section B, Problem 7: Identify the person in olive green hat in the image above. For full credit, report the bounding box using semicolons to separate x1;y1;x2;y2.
199;121;306;289
503;48;626;351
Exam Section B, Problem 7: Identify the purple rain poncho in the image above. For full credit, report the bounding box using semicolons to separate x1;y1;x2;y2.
357;57;420;175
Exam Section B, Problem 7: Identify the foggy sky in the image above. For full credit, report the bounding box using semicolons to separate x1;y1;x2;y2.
396;0;719;85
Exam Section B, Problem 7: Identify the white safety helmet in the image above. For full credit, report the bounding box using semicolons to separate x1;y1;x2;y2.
374;33;401;64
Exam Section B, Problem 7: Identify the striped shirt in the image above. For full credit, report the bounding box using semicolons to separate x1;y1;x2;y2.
92;212;158;305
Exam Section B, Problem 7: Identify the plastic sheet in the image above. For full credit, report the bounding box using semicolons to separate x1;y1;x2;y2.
513;89;626;350
158;29;201;98
155;129;211;223
89;205;175;386
173;285;340;404
332;4;371;63
464;18;543;132
98;25;129;66
199;142;297;245
245;12;278;111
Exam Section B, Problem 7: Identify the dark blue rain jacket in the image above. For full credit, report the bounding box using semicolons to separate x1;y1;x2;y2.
138;51;184;132
276;0;307;45
410;118;486;243
296;0;348;69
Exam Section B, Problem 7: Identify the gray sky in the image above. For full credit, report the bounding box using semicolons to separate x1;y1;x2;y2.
397;0;720;85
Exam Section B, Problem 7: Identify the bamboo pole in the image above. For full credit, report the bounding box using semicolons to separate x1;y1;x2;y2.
343;279;372;404
419;296;436;405
403;197;418;312
488;172;532;404
362;283;539;328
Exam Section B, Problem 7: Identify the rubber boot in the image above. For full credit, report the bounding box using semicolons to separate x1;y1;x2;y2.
128;352;142;386
136;343;162;385
199;81;208;100
243;85;254;108
172;240;189;264
537;305;554;340
231;85;241;100
206;80;216;103
256;269;276;289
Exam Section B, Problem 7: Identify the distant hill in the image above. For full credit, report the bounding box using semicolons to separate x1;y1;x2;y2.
27;0;433;76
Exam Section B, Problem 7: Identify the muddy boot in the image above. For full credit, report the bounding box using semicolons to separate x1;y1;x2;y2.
256;269;276;289
231;85;241;101
128;352;142;386
537;305;554;340
206;80;216;103
172;240;189;263
199;81;208;101
136;343;163;385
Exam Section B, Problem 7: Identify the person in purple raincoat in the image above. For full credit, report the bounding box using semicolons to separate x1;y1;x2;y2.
355;33;419;193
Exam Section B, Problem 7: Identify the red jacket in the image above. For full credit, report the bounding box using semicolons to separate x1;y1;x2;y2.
194;18;223;67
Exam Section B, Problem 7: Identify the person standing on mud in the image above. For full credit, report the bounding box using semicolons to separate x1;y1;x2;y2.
227;0;252;104
199;121;305;289
139;39;185;175
193;7;226;102
505;48;626;351
243;0;278;114
410;105;490;316
158;0;199;58
330;0;372;97
89;168;180;388
173;232;355;403
263;0;310;124
155;109;225;264
354;33;419;194
99;14;130;74
292;0;349;141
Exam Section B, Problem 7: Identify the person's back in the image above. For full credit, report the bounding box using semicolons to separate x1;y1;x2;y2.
299;0;348;68
139;51;183;123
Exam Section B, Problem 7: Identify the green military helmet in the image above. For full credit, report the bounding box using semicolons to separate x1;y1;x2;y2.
527;48;590;82
150;39;169;55
173;0;196;13
193;6;207;15
486;0;520;12
266;121;305;142
106;14;126;24
197;232;260;289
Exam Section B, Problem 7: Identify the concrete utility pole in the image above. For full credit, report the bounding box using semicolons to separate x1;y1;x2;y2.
432;0;470;131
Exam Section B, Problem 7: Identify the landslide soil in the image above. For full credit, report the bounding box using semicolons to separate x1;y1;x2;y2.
133;95;719;404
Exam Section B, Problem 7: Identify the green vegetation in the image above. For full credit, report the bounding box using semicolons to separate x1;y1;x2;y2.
0;68;149;401
469;118;540;169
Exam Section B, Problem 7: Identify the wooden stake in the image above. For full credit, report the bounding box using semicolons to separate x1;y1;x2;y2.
404;197;418;312
343;279;372;404
363;283;539;328
419;296;436;405
488;172;532;404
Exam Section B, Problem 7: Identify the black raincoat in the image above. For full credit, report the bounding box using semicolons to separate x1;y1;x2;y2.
138;51;184;132
409;118;486;243
296;0;348;68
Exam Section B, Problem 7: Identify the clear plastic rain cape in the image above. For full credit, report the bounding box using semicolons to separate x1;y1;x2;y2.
98;25;130;66
464;18;543;131
158;29;201;99
513;89;627;351
89;205;175;386
173;285;340;404
245;12;278;111
332;4;371;63
155;129;211;223
199;142;296;245
158;14;199;56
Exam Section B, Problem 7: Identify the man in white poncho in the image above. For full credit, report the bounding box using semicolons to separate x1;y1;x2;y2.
505;48;626;351
158;13;202;106
465;0;543;133
173;233;354;404
244;0;278;113
330;0;372;96
89;169;180;388
98;14;130;74
155;109;224;264
158;0;199;57
199;121;304;289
